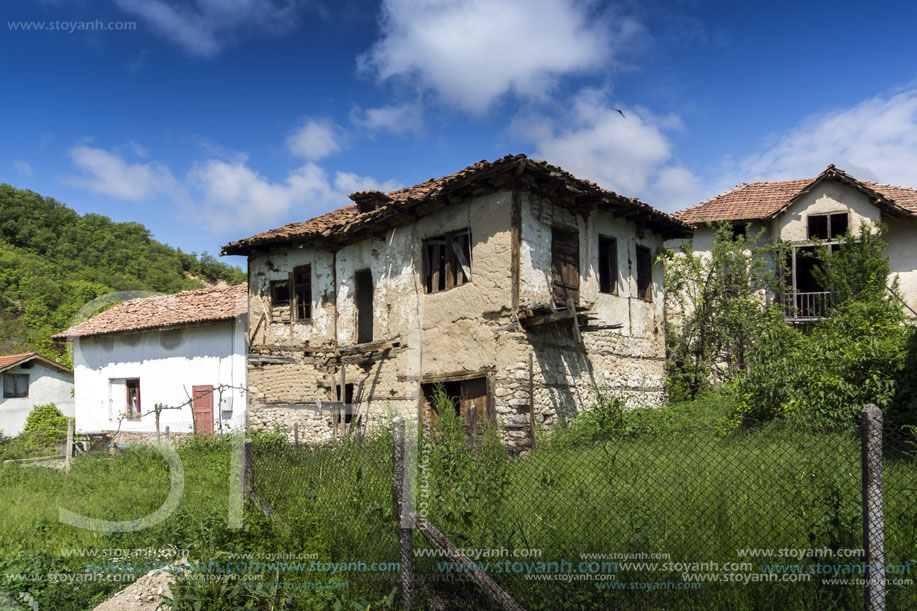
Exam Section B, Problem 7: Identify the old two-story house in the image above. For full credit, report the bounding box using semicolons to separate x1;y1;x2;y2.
675;164;917;321
222;155;689;448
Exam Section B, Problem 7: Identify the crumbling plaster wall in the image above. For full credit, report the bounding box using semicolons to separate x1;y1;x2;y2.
247;189;671;446
774;182;879;243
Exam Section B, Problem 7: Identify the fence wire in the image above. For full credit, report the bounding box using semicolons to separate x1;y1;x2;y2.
250;416;917;610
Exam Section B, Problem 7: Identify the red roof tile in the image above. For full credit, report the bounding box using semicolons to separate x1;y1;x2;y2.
677;165;917;225
222;154;689;254
0;353;71;374
52;284;247;339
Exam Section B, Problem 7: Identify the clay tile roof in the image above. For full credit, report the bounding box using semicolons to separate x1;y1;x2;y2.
222;154;689;254
52;284;247;340
0;352;71;374
676;165;917;225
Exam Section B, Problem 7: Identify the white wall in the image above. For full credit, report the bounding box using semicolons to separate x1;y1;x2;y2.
774;182;880;242
0;361;74;437
72;320;247;435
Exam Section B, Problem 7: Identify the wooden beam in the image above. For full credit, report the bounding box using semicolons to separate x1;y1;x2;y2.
511;183;522;313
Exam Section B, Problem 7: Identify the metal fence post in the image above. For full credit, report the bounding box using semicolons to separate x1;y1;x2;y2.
64;418;74;472
393;418;414;609
860;404;885;611
242;438;253;500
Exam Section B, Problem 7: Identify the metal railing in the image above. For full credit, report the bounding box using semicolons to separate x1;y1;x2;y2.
783;291;833;321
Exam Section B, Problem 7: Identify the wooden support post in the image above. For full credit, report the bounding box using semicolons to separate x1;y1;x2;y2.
155;406;161;445
414;515;525;611
293;422;299;447
528;352;536;449
860;404;886;611
392;418;415;609
241;439;253;500
64;418;74;473
165;426;170;444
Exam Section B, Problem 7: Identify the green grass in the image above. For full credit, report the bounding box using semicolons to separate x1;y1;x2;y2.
1;405;915;610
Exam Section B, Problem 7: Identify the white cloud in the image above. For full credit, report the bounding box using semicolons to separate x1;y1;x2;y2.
513;89;702;210
188;159;399;232
728;89;917;187
13;160;32;176
351;102;424;136
286;118;347;160
360;0;639;114
68;145;179;201
115;0;306;57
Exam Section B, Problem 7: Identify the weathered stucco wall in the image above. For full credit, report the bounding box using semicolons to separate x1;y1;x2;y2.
774;182;879;242
886;217;917;316
0;362;74;437
246;189;670;447
72;321;247;436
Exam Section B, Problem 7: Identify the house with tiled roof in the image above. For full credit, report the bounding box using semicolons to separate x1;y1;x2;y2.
222;154;689;448
0;353;73;437
52;284;248;442
674;164;917;321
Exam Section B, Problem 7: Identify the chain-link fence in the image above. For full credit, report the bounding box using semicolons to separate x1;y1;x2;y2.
248;408;917;610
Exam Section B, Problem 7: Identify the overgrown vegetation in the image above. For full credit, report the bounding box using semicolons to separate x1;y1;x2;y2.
666;222;917;426
0;184;245;362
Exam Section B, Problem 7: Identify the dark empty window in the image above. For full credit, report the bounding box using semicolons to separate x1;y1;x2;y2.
635;245;653;302
423;229;471;294
3;374;28;398
292;265;312;321
598;236;618;294
807;213;849;240
551;227;580;307
355;269;374;344
335;383;356;426
126;379;141;419
270;279;290;307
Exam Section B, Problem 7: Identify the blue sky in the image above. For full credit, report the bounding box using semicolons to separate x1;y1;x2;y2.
2;0;917;269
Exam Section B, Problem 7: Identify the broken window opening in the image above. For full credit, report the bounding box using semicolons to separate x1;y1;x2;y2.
635;245;653;302
551;227;580;308
354;269;374;344
334;383;357;425
807;213;849;241
292;265;312;321
3;373;28;398
423;229;471;294
270;279;290;310
125;378;141;419
598;235;618;295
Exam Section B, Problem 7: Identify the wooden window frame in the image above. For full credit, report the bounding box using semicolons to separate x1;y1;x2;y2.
125;378;141;420
422;229;472;294
635;245;653;302
3;373;29;399
807;212;850;241
598;235;618;295
292;264;312;322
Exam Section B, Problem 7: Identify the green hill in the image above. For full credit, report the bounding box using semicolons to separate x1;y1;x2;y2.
0;184;245;363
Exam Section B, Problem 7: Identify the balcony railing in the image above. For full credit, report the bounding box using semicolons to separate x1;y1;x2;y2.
782;291;833;322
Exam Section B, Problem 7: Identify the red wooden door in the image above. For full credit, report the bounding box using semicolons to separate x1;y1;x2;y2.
192;385;214;436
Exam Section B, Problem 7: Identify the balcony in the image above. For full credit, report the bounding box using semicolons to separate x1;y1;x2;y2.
782;291;833;322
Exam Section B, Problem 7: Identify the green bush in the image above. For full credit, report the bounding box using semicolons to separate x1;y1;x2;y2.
21;403;68;450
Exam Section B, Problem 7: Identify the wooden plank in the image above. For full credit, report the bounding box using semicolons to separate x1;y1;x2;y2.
511;185;522;312
413;514;526;611
528;353;536;450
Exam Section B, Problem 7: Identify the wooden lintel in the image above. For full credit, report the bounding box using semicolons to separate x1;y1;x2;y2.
421;368;496;384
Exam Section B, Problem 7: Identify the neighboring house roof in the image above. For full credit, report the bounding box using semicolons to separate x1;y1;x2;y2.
52;284;247;340
676;164;917;225
0;352;72;374
222;154;691;255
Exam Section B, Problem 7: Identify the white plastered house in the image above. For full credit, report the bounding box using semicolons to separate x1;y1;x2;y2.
52;284;248;442
0;353;74;437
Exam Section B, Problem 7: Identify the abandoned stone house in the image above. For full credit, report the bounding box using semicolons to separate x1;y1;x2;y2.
222;155;689;448
675;164;917;322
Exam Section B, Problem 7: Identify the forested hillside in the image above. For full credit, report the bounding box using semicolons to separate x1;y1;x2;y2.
0;184;245;362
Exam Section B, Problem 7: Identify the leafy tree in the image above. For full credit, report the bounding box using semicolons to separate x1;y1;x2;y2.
0;184;246;364
663;223;787;401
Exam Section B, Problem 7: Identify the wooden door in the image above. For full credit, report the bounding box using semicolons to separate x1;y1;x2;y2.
192;385;214;436
551;227;580;307
460;377;488;436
